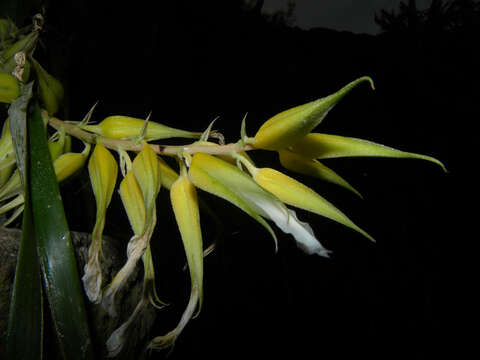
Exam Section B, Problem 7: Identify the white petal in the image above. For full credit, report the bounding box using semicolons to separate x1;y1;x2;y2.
240;189;330;257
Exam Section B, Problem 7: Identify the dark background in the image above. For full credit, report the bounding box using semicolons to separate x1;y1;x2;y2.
3;0;469;359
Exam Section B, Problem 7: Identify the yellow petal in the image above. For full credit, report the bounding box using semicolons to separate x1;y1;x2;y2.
253;77;374;150
288;133;447;171
278;149;362;198
253;167;374;242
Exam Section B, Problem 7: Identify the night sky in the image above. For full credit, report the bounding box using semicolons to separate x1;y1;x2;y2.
263;0;433;33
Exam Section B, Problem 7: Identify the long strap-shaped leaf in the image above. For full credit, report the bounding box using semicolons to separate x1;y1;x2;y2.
7;85;43;360
6;182;43;359
28;105;94;360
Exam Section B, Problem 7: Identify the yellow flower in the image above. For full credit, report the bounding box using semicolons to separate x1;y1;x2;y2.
102;146;163;320
149;160;203;350
82;144;118;303
237;155;374;243
189;153;329;256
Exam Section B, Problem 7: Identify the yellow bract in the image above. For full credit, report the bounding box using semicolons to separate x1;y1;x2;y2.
83;115;202;141
288;133;447;171
82;144;118;303
253;166;374;242
132;144;161;231
88;144;118;216
153;163;204;349
170;169;203;313
53;143;91;182
253;76;374;151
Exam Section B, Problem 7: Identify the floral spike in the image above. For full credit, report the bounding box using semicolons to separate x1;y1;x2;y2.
288;133;447;171
149;159;203;349
278;149;363;198
237;155;375;243
189;153;330;256
82;144;118;303
253;76;374;151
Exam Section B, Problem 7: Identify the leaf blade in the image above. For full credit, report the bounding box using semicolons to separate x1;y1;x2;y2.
28;105;94;360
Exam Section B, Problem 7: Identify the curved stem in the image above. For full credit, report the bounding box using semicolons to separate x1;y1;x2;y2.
47;115;254;156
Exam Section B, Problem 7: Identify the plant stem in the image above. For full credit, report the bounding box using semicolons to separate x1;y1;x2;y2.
47;115;254;156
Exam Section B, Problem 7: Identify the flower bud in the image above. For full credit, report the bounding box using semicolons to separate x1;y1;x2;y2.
83;115;203;141
253;76;374;150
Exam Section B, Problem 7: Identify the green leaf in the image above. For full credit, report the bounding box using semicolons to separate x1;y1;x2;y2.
7;101;43;359
28;105;94;360
8;81;33;186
